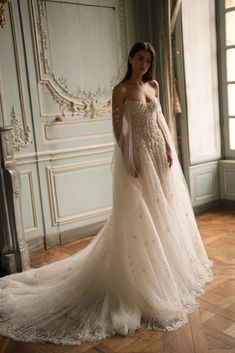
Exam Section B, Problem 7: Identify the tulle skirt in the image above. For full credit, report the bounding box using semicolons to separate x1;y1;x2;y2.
0;140;213;345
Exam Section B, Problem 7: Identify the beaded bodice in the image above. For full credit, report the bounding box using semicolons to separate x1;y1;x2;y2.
123;99;166;155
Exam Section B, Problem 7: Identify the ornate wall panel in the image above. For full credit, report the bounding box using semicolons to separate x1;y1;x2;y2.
0;2;32;150
0;1;46;244
20;170;38;233
1;0;129;247
189;162;219;206
31;0;127;128
15;159;46;241
47;158;112;225
26;0;127;244
219;161;235;200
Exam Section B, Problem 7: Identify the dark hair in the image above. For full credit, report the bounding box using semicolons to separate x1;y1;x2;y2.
121;42;156;83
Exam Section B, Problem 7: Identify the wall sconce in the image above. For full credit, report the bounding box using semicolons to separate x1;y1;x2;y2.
0;0;12;28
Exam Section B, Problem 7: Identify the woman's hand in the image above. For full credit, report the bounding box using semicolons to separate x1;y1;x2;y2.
133;164;139;178
166;144;173;168
130;161;139;178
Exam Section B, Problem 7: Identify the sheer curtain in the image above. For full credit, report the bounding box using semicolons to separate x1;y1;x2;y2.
158;0;182;152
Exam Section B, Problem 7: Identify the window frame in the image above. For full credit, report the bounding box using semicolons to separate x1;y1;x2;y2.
216;0;235;159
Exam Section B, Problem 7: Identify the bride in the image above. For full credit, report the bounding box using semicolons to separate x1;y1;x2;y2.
0;41;213;345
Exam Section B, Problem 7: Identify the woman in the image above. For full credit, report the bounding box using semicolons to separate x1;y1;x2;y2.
112;41;173;177
0;42;213;345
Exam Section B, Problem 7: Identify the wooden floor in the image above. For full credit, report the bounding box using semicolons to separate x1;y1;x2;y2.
0;209;235;353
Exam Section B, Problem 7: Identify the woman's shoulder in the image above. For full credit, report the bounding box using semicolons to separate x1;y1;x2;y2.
112;82;128;99
149;80;159;89
113;81;128;92
149;80;159;98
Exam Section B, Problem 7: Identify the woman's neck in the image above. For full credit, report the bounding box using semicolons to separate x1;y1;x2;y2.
128;72;144;86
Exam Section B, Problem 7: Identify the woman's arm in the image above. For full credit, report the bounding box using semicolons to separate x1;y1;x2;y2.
112;84;139;177
112;84;125;144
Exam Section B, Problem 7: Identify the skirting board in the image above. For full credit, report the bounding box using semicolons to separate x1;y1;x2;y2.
27;219;106;255
219;199;235;210
193;200;221;216
193;199;235;215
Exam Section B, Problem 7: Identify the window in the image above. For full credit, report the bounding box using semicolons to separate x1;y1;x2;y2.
217;0;235;157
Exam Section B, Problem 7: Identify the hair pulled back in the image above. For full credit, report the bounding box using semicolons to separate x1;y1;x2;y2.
121;42;156;83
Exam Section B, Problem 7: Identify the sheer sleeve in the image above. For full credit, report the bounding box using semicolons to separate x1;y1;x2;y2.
112;105;124;145
112;101;136;177
156;101;173;149
152;81;173;151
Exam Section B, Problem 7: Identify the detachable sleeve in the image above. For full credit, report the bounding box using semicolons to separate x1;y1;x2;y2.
112;104;136;177
156;101;174;150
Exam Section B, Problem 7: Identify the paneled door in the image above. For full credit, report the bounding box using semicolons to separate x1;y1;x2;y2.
17;0;128;249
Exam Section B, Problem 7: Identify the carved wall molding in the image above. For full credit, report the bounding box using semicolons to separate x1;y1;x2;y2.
194;171;216;200
20;169;38;233
15;142;114;165
0;0;12;28
0;78;7;125
43;116;113;143
11;106;31;150
47;158;112;225
224;169;235;196
189;162;219;206
8;2;32;150
44;129;113;144
30;0;127;121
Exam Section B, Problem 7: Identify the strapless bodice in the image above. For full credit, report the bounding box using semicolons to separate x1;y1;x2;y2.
123;98;165;154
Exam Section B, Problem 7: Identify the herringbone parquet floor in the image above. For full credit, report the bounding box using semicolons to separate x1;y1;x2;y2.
0;209;235;353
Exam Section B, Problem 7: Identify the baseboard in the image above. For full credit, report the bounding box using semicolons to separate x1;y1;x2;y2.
193;199;235;215
60;219;106;245
219;199;235;210
193;200;222;215
27;236;45;254
27;219;107;254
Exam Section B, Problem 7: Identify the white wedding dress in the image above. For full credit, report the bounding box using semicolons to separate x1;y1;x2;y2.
0;98;213;345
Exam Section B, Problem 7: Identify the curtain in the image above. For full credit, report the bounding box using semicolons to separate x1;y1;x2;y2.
160;0;182;152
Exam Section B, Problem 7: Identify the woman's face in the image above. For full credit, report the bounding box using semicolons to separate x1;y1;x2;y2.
129;50;152;75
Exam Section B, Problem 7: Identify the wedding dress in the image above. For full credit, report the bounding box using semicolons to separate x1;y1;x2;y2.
0;97;213;345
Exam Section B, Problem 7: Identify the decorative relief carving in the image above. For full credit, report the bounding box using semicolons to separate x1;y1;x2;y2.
39;0;46;17
37;20;50;73
48;72;114;120
0;0;12;28
6;2;33;151
4;135;11;158
33;0;127;121
57;75;68;91
11;107;32;150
